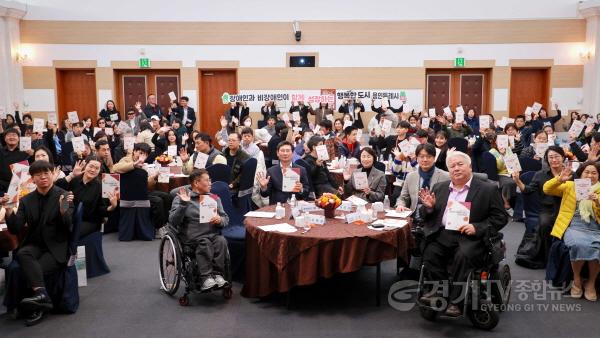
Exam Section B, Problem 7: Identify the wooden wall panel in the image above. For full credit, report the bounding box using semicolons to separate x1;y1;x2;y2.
21;19;586;45
23;66;56;89
551;65;584;88
238;67;425;90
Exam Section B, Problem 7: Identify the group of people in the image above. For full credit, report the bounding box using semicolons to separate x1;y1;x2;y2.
1;94;599;325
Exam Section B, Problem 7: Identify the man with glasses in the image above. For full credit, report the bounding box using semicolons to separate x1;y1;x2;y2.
2;161;74;326
223;132;250;194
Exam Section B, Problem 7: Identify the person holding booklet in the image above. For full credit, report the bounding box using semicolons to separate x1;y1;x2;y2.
0;128;30;193
486;131;518;211
520;130;548;161
543;161;600;302
179;133;227;175
98;99;121;125
56;156;118;237
342;147;386;203
418;151;508;317
302;135;340;196
169;168;229;291
338;126;361;159
258;141;310;205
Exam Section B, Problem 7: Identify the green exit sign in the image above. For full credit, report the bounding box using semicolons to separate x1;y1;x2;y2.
454;57;465;68
138;58;151;68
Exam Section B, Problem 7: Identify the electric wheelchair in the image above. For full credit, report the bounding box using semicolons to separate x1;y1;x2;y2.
412;221;511;330
158;224;233;306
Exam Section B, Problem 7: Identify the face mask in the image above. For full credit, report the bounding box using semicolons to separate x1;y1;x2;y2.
244;121;252;127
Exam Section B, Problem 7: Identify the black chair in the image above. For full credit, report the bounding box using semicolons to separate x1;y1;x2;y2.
118;168;154;241
519;171;540;233
294;158;316;200
480;151;500;181
448;137;469;153
373;161;386;172
518;156;542;173
237;158;257;210
212;181;245;281
206;164;232;184
257;121;267;129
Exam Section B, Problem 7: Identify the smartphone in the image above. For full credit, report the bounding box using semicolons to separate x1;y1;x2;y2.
371;224;385;229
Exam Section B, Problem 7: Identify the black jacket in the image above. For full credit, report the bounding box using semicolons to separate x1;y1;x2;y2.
260;164;310;204
174;106;196;127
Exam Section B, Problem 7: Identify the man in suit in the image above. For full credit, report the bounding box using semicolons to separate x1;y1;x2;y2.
258;140;310;204
142;94;163;119
226;102;249;129
175;96;196;131
4;160;74;326
396;143;450;211
288;101;312;128
418;151;508;317
338;98;366;129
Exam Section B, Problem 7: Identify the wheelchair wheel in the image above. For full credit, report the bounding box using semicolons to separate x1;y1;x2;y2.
491;263;512;309
159;234;182;295
419;306;439;321
468;308;499;330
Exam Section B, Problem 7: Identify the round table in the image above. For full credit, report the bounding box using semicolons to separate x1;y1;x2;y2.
241;204;414;301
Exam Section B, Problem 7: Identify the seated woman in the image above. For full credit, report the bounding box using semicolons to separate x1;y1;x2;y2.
543;161;600;301
169;169;230;291
487;130;517;211
152;128;183;155
434;130;450;171
343;147;386;203
512;146;565;266
33;146;66;180
56;156;118;238
503;123;524;155
520;130;548;161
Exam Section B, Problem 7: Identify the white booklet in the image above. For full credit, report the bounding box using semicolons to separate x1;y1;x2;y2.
199;195;218;223
443;106;452;116
168;91;177;101
167;145;178;157
455;110;465;124
568;120;585;138
101;173;120;198
421;117;430;129
316;144;330;161
445;201;471;231
479;115;490;129
33;118;45;133
194;152;209;169
47;112;58;125
67;111;79;123
532;102;543;114
575;178;591;201
428;108;436;117
381;119;392;135
292;111;301;122
124;136;135;152
504;153;522;174
245;211;276;218
534;143;549;158
352;171;369;190
72;136;85;153
19;136;31;151
496;135;509;149
282;168;301;192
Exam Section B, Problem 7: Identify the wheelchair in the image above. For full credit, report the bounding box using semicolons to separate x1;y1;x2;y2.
158;225;233;306
412;223;511;330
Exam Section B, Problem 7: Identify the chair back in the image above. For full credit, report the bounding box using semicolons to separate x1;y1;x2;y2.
448;137;469;153
206;163;232;183
238;158;257;198
480;151;500;181
211;181;243;227
518;156;542;172
373;161;386;172
520;171;541;218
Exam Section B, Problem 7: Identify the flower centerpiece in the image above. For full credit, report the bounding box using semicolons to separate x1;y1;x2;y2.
155;154;173;167
315;193;342;218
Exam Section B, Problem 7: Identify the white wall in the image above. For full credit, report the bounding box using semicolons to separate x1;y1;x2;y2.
21;42;586;68
19;0;581;21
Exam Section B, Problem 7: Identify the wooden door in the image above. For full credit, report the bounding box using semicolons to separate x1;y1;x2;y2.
460;74;484;115
155;75;179;112
426;74;450;115
200;70;237;142
509;68;550;117
56;69;97;124
122;76;147;113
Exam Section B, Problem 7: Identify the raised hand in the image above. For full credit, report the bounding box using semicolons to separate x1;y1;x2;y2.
72;160;85;177
179;148;189;162
178;187;190;202
292;181;303;193
257;172;270;189
558;164;572;183
182;133;189;143
511;171;521;182
418;188;436;209
59;192;74;216
135;101;142;110
107;191;119;210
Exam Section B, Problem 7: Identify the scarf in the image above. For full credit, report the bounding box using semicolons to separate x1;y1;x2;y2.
579;181;600;223
419;167;435;189
343;140;355;154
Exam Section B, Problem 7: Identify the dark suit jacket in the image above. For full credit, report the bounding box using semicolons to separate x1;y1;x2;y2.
174;106;196;127
227;106;249;125
260;164;310;204
7;185;74;264
338;102;365;129
421;176;508;258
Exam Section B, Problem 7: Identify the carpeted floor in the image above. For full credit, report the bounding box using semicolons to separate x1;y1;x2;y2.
1;221;599;338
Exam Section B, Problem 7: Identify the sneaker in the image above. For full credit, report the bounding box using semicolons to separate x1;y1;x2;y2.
214;275;228;288
200;277;217;291
506;208;514;217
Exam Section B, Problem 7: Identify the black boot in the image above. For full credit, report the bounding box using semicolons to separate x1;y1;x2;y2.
20;288;53;314
24;310;46;327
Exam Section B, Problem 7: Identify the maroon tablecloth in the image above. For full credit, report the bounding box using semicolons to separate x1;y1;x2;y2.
155;175;189;193
241;205;414;298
